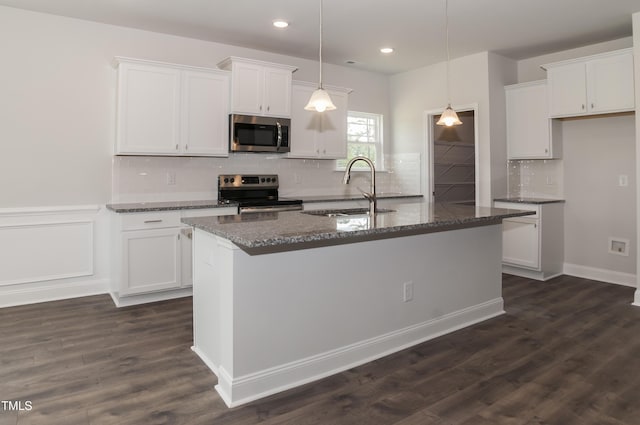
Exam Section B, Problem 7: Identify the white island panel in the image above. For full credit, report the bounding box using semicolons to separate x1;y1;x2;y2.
191;222;504;407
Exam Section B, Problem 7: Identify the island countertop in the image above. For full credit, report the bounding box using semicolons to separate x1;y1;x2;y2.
181;201;534;254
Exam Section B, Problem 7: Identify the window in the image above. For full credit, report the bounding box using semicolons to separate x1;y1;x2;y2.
337;111;384;170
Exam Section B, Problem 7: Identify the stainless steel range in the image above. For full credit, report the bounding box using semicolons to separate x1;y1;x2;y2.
218;174;303;213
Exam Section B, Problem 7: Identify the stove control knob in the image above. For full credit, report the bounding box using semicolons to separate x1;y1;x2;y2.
230;177;235;183
261;178;265;183
223;178;229;183
273;177;277;183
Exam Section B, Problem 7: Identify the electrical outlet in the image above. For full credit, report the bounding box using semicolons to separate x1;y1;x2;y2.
618;175;628;187
403;281;414;302
166;172;176;186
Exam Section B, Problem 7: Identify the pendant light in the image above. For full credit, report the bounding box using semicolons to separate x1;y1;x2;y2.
305;0;336;112
436;0;462;126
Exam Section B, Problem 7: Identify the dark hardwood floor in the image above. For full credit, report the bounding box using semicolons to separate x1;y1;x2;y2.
1;274;639;425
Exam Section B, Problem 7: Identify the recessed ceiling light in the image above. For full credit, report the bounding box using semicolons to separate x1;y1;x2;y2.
273;20;289;29
380;47;394;54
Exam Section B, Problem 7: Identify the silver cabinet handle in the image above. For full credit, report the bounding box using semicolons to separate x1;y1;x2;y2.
144;219;162;223
591;103;594;109
185;144;188;151
581;104;585;110
267;106;270;112
259;105;263;111
175;144;179;150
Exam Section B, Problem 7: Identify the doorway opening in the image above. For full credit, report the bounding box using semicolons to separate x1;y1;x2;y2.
425;107;478;205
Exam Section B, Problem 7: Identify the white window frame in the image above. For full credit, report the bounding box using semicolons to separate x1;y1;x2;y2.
336;111;385;171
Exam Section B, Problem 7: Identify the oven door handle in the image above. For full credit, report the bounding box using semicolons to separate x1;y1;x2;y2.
240;205;303;214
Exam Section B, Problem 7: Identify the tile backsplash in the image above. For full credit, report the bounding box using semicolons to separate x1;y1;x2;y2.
111;153;422;203
508;159;564;199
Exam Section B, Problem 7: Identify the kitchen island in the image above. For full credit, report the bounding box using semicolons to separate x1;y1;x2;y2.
182;201;533;407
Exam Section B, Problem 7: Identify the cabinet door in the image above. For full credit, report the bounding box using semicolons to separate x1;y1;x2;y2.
506;82;551;159
318;90;348;159
181;70;229;156
116;63;181;154
263;67;292;117
502;218;540;269
587;52;635;114
288;84;321;158
121;228;181;295
547;62;587;118
230;62;263;115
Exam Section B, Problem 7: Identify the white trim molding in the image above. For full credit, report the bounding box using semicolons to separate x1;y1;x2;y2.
563;263;637;288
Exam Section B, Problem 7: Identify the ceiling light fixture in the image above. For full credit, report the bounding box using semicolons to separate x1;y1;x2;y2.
380;47;394;54
305;0;336;113
436;0;462;127
273;20;289;29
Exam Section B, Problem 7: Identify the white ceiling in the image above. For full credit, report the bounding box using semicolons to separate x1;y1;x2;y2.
1;0;638;74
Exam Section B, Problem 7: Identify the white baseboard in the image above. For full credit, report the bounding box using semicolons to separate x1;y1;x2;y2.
110;288;192;307
563;263;637;288
633;290;640;307
0;278;108;308
210;298;504;408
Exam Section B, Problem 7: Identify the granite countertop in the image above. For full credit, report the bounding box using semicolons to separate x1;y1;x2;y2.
105;194;422;213
298;193;423;203
182;200;534;255
494;197;565;205
105;199;238;213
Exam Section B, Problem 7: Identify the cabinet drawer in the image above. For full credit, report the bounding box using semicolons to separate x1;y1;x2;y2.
120;211;182;231
494;202;539;219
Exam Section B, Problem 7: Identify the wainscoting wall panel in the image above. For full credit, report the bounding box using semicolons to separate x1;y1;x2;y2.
0;206;110;307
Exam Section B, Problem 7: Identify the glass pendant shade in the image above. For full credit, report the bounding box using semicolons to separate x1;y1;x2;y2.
436;0;462;127
306;0;335;113
304;88;336;112
436;104;462;126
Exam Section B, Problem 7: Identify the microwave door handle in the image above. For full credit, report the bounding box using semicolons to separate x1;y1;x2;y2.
276;121;282;150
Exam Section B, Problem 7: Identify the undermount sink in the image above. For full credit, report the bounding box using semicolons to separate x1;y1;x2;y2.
302;208;395;217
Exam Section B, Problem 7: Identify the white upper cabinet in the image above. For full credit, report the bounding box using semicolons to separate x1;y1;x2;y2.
116;61;181;155
288;81;350;159
505;80;561;159
218;57;297;118
181;70;230;156
116;57;230;156
544;48;634;118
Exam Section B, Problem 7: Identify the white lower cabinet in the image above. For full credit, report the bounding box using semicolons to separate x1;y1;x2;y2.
121;227;182;295
111;207;236;305
494;201;564;281
501;217;540;269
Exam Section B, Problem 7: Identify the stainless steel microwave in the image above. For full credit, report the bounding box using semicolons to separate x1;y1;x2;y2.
229;114;290;153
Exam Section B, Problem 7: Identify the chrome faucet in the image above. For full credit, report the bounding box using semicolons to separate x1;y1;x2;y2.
342;156;377;216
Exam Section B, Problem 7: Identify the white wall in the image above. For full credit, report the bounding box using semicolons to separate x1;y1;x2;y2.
0;6;394;208
517;37;633;83
389;51;517;205
562;115;636;278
